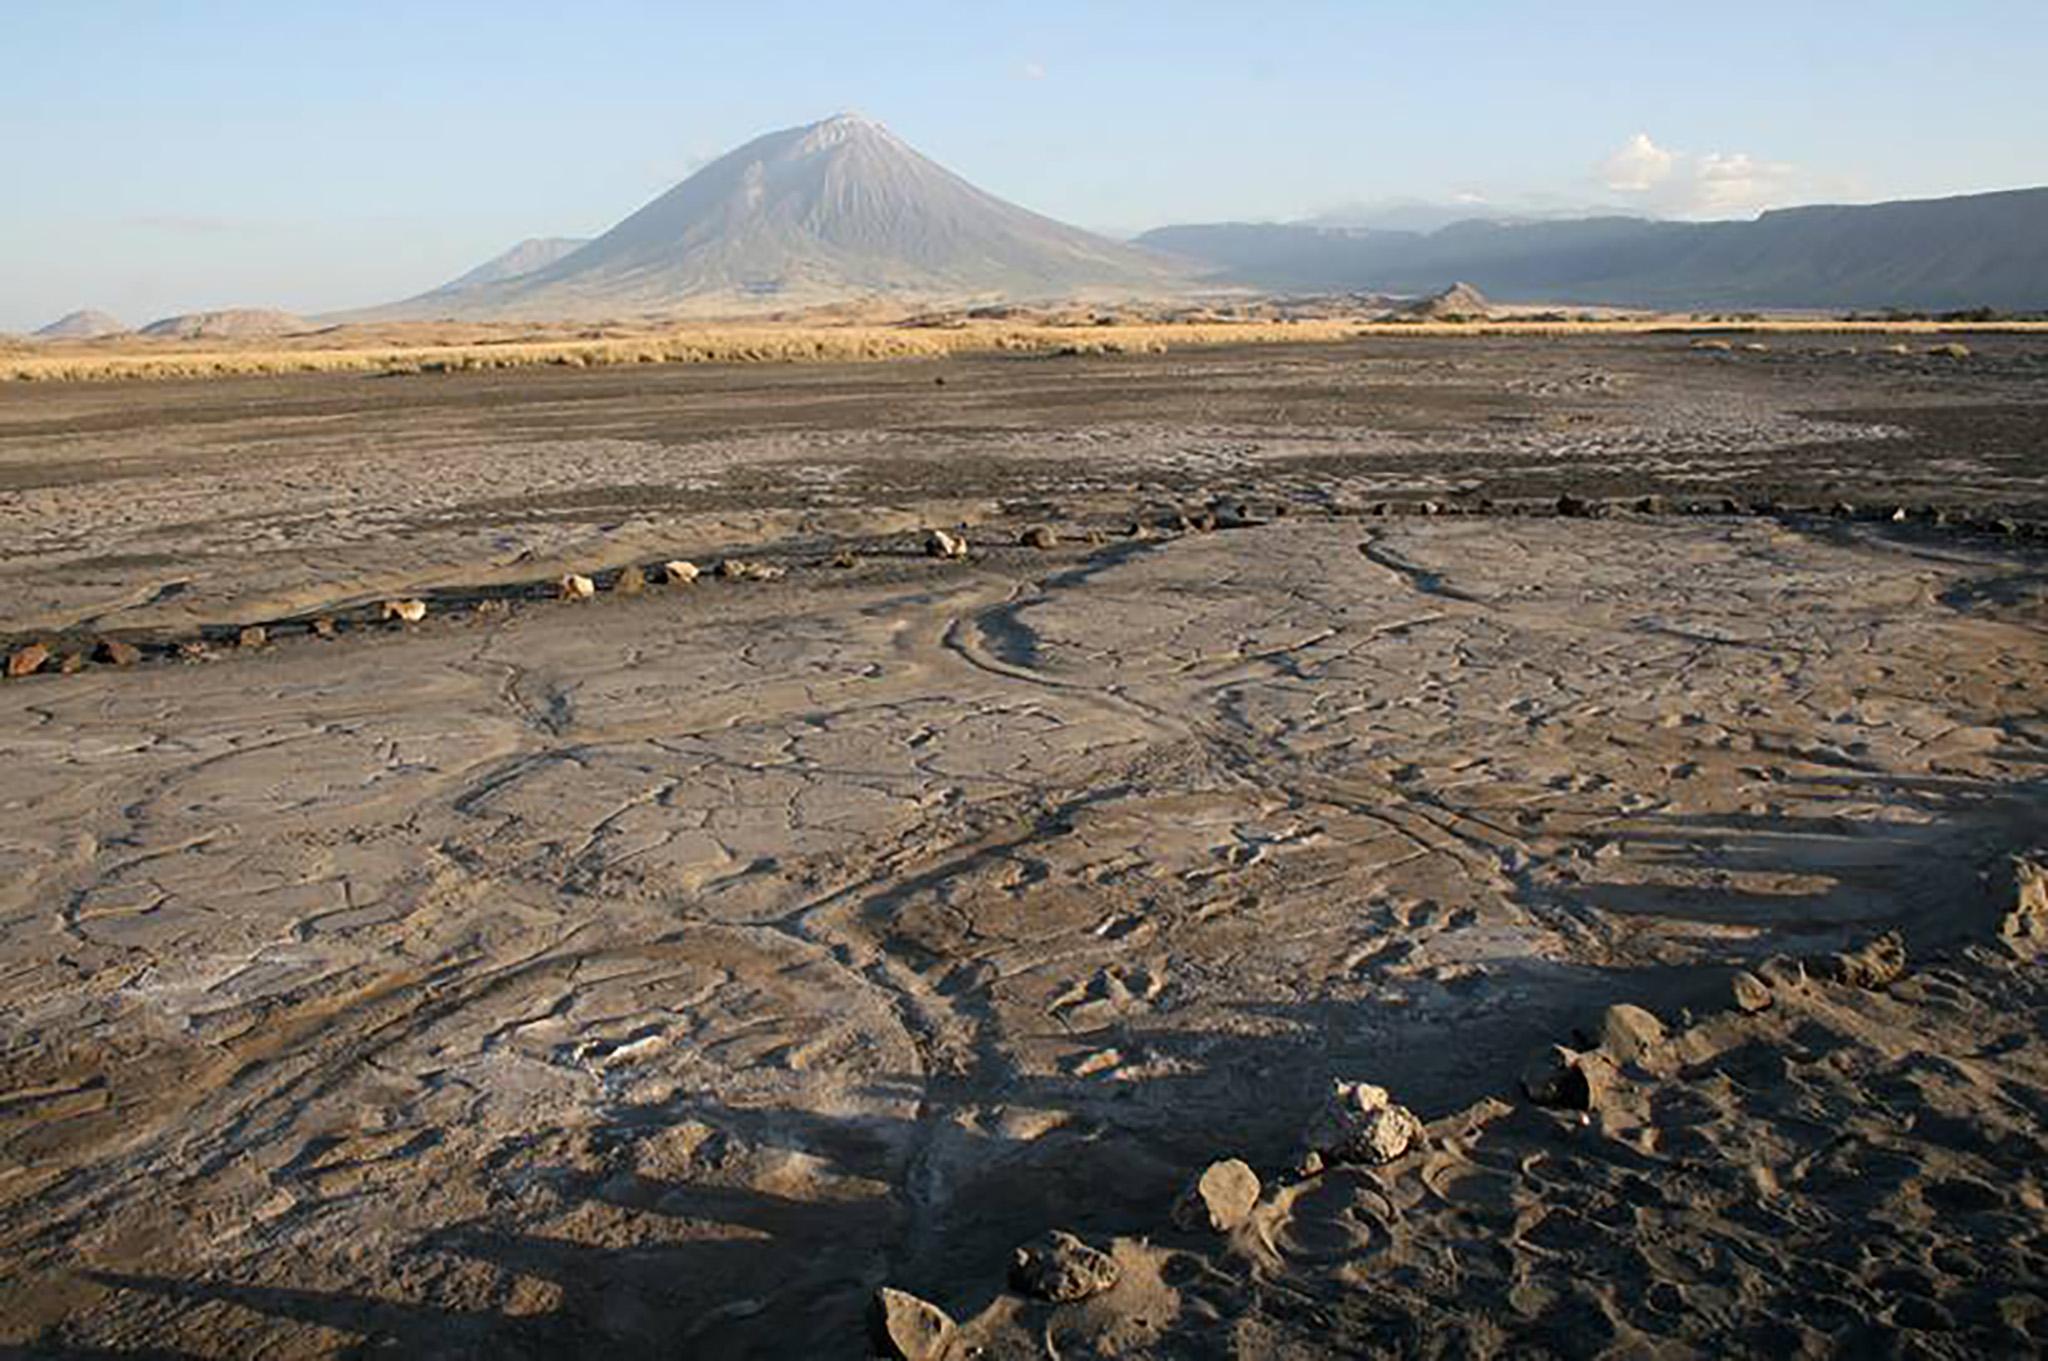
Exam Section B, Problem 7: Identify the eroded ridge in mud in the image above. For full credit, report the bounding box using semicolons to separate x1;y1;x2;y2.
2;511;2044;1356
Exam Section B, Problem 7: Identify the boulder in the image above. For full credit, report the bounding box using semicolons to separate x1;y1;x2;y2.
382;599;427;624
559;573;596;601
95;639;142;667
663;560;701;585
310;617;338;639
1731;970;1773;1013
1590;1003;1665;1066
56;651;88;674
1009;1230;1119;1303
831;549;861;569
1019;524;1059;550
716;558;785;582
867;1287;955;1361
1301;1080;1424;1168
925;529;968;560
2002;857;2048;953
612;565;645;596
237;625;267;649
1808;930;1906;990
1520;1045;1615;1111
7;643;51;678
1756;954;1808;992
1171;1158;1261;1233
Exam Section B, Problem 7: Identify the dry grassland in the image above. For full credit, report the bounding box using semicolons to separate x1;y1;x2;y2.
7;316;2047;383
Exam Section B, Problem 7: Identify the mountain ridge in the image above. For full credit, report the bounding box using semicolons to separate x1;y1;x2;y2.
1138;187;2048;310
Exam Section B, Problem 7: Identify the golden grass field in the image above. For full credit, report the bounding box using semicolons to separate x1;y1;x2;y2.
8;314;2048;383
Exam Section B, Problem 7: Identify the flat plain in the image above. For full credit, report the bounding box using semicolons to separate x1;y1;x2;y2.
3;335;2046;1358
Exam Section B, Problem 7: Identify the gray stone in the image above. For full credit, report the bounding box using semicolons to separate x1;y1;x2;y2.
1301;1080;1424;1167
1809;930;1906;990
1593;1003;1666;1066
1731;970;1773;1013
867;1287;955;1361
1010;1229;1119;1302
1172;1158;1260;1234
1520;1045;1614;1111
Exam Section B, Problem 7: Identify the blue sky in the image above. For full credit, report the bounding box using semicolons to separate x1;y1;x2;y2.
3;0;2044;329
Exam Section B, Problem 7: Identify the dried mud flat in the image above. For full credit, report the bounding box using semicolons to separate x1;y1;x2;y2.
2;336;2047;1359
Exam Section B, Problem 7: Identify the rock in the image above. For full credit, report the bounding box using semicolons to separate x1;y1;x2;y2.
382;599;427;624
176;640;209;660
831;549;861;569
237;625;267;649
1927;342;1971;359
2002;857;2048;954
1809;930;1906;989
559;573;596;601
95;639;142;667
1172;1159;1261;1234
1301;1079;1425;1167
310;617;338;639
1556;493;1596;518
1009;1230;1120;1303
1520;1045;1614;1111
867;1287;955;1361
925;529;968;560
1731;970;1773;1013
56;651;88;674
1591;1003;1666;1066
663;560;701;585
7;643;51;678
612;565;645;596
1019;524;1058;550
716;558;785;582
1751;956;1807;1001
1636;494;1670;515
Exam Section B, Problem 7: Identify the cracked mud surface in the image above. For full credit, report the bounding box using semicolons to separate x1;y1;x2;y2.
3;337;2047;1358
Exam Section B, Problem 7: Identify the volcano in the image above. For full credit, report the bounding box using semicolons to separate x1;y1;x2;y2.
381;115;1187;319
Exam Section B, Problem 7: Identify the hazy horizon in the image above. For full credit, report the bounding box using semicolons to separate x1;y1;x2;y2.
5;0;2046;331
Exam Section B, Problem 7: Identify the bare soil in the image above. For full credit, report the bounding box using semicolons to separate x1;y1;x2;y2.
1;336;2045;1359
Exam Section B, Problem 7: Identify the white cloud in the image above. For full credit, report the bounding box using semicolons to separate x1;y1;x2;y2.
1018;61;1047;80
1596;132;1807;218
1599;132;1677;193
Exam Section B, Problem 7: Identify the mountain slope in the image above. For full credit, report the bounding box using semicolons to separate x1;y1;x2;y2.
438;237;591;290
1139;188;2048;310
377;115;1186;319
34;309;127;339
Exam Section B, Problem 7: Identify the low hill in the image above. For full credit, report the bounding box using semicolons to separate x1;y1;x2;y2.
1401;282;1490;319
137;309;310;340
35;309;127;339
